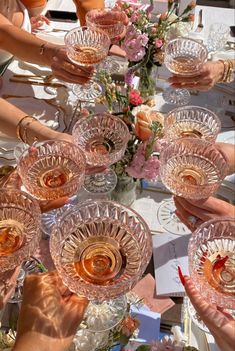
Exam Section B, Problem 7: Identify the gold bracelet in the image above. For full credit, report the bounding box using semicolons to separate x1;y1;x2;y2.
39;43;47;55
16;115;37;144
218;60;234;83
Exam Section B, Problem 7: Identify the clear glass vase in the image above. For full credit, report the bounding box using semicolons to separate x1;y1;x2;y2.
111;175;137;206
137;65;156;98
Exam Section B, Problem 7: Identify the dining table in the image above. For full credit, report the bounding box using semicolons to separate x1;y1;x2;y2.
0;1;234;350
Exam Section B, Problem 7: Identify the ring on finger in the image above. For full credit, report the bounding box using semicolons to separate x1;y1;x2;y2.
188;215;199;226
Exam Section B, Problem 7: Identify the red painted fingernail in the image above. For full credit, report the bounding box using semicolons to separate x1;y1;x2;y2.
178;266;185;286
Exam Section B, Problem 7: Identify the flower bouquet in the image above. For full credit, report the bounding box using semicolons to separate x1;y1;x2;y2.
116;0;196;97
97;71;164;205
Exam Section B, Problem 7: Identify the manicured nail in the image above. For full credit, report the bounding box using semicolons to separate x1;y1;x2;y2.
178;266;185;286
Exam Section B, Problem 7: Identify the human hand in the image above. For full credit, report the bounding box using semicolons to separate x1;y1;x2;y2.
174;196;235;231
30;15;50;31
50;46;93;84
168;61;224;91
215;142;235;175
0;267;21;309
183;276;235;351
13;272;88;351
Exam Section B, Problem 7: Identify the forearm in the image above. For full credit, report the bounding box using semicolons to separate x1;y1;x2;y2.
0;18;59;67
0;98;58;143
13;332;73;351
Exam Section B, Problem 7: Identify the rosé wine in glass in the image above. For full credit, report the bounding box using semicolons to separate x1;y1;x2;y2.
50;200;152;331
65;26;110;101
0;189;41;273
72;113;130;194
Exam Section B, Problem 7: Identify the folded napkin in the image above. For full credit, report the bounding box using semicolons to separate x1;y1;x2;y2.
132;273;175;314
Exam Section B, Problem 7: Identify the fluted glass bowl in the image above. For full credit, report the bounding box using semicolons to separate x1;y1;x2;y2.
65;26;110;67
50;200;152;300
86;8;126;39
18;140;86;200
164;106;221;142
72;113;130;167
0;189;41;272
160;138;228;199
189;218;235;309
164;37;208;76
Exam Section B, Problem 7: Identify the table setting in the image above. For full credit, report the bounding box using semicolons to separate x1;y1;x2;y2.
0;0;234;351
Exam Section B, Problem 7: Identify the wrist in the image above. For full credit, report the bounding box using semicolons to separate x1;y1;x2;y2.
39;42;63;67
13;332;73;351
217;60;225;82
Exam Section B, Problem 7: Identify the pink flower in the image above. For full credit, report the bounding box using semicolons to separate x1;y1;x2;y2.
188;1;196;9
136;33;149;47
155;38;163;48
160;12;168;20
129;89;143;106
121;25;148;62
188;14;195;22
130;13;139;22
124;71;134;86
126;143;160;181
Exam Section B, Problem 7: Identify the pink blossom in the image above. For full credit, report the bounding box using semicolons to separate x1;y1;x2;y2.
129;89;143;106
136;33;149;47
130;13;139;22
155;38;163;48
126;143;160;181
124;44;146;61
124;71;134;86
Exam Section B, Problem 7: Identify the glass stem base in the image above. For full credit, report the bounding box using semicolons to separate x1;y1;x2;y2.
83;168;117;194
83;295;127;332
163;87;190;105
41;194;79;238
72;80;103;102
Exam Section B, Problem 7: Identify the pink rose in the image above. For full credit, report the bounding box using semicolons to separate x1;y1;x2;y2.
160;12;168;20
155;38;163;48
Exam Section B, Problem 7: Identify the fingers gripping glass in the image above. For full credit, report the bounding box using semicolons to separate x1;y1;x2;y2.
163;38;208;106
65;27;111;101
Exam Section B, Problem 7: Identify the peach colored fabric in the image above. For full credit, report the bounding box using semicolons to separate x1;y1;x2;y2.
73;0;104;26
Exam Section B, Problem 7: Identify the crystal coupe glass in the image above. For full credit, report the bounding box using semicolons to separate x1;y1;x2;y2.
163;38;208;105
164;106;221;142
160;138;228;200
65;27;111;101
17;140;86;235
0;189;41;273
188;218;235;331
72;113;130;194
50;200;152;331
86;8;126;73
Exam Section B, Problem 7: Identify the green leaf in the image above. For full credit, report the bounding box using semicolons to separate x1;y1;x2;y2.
119;332;130;346
136;345;151;351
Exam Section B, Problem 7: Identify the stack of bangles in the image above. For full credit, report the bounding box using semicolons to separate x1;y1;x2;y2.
16;115;38;144
218;59;235;83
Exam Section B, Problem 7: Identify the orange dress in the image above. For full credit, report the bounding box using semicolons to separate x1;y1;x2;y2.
73;0;104;26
